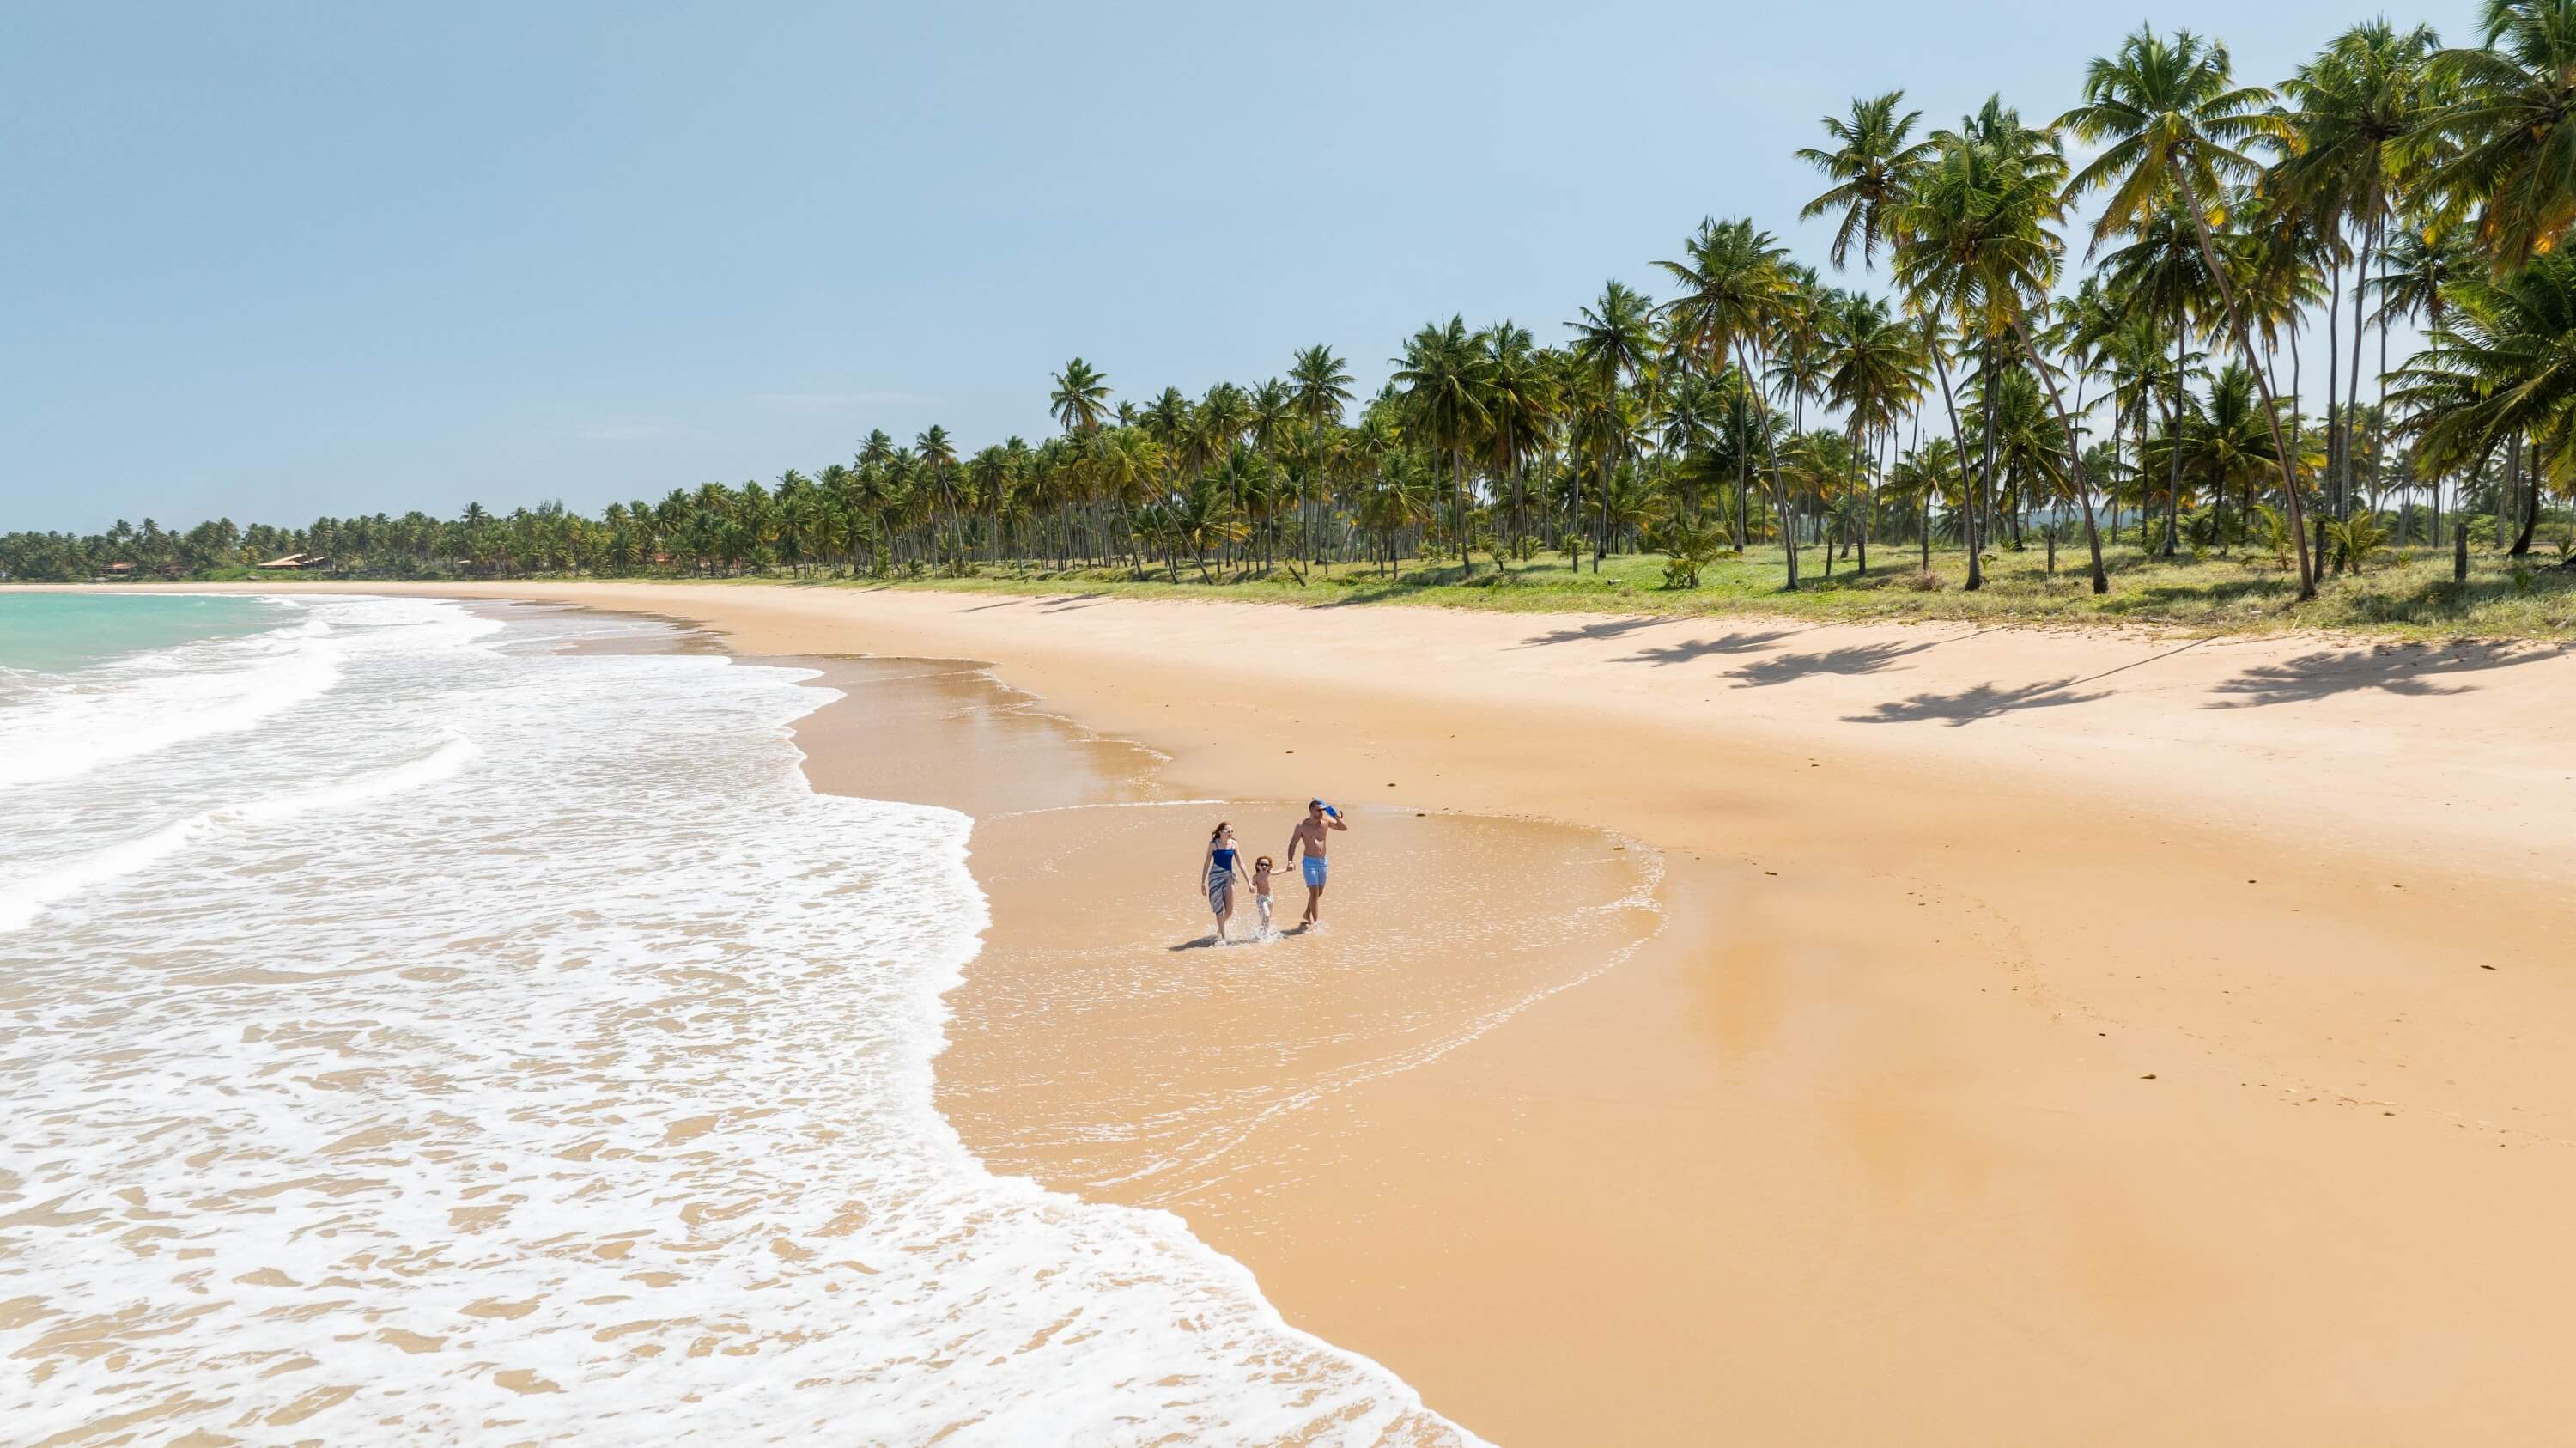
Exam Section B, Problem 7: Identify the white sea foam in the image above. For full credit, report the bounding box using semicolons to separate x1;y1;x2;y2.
0;606;342;788
0;731;477;932
0;596;1470;1445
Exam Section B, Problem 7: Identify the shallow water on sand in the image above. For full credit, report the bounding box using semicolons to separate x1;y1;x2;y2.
941;803;1664;1215
791;653;1677;1442
1;596;1469;1444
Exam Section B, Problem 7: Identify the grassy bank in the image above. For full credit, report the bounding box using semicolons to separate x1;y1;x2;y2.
731;542;2576;642
48;540;2576;640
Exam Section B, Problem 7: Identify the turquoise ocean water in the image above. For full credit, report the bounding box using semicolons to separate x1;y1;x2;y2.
0;593;285;674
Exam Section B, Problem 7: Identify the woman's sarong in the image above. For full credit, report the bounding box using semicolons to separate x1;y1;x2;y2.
1206;867;1235;918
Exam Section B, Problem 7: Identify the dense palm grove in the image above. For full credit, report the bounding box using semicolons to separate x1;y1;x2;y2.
15;10;2576;600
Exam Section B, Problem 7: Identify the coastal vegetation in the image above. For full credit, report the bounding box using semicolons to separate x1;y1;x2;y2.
15;9;2576;638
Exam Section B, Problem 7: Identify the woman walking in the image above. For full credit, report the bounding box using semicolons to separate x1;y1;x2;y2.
1201;821;1242;942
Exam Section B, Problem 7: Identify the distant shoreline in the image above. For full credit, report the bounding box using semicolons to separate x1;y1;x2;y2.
20;544;2576;646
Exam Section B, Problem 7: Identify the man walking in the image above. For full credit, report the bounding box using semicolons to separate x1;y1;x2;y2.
1284;800;1347;928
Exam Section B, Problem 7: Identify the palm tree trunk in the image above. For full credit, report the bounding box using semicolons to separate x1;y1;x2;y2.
2344;219;2373;532
1588;422;1607;573
2164;297;2183;558
1739;342;1799;590
2500;430;2522;551
1117;496;1145;579
1971;337;2002;590
2326;251;2345;524
1929;342;1975;584
1905;402;1923;570
2015;319;2111;593
1454;446;1471;577
2455;480;2473;579
2513;433;2543;556
2374;240;2394;544
1731;388;1750;552
1858;426;1878;575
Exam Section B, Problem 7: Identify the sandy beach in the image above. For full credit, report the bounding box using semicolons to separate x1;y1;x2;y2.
80;581;2576;1443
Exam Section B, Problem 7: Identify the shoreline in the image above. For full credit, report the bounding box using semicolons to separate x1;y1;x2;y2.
27;543;2576;645
34;581;2576;1443
604;618;1677;1439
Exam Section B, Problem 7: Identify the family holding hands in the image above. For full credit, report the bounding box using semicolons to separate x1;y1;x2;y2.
1200;800;1346;942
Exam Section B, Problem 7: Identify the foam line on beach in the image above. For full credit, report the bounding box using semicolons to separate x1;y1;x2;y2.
982;796;1231;819
0;730;477;931
0;616;340;790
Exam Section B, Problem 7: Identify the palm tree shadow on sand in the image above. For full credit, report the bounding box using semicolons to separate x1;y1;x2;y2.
2203;642;2561;708
1620;624;1994;677
1845;678;2113;726
1846;637;2212;726
1612;630;1801;666
1517;617;1676;648
1728;639;1938;687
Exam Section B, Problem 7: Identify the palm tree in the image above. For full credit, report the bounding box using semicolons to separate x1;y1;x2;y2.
1102;428;1163;576
2061;31;2329;598
1822;291;1928;574
2231;195;2333;518
1565;282;1658;571
2389;245;2576;554
2373;223;2473;333
1206;442;1273;575
1049;357;1111;436
1358;450;1437;576
1972;362;2068;548
2189;362;2285;550
1288;345;1355;427
2372;223;2474;538
2427;0;2576;275
914;424;965;571
1891;436;1964;568
1797;91;1938;267
1892;102;2110;592
1141;386;1194;498
1189;381;1243;461
1249;379;1296;461
1170;472;1247;581
2275;22;2440;529
1482;322;1560;562
2101;210;2215;556
1657;220;1797;578
1389;316;1493;574
1656;364;1722;517
2060;26;2315;596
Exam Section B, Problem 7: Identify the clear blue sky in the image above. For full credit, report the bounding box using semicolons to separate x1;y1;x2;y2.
1;0;2476;532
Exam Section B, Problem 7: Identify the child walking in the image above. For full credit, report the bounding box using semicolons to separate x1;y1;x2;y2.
1249;855;1285;935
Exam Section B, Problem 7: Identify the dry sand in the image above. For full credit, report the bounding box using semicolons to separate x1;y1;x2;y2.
95;582;2576;1444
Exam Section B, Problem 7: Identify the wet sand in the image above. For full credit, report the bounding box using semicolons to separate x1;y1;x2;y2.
70;581;2576;1445
745;643;1673;1441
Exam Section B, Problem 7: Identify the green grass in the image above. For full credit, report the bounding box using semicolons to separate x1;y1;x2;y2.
702;539;2576;642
